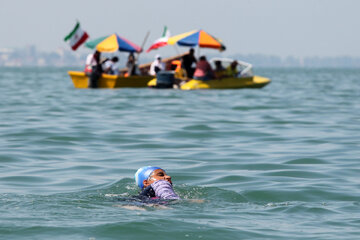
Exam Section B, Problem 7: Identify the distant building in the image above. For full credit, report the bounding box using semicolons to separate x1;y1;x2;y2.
0;46;360;67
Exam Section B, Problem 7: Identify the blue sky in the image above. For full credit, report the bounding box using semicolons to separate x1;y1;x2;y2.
1;0;359;58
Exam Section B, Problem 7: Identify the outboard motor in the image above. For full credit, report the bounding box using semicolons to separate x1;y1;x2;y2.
155;71;175;88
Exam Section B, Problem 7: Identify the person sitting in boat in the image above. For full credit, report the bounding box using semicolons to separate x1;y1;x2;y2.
214;60;226;79
169;58;188;88
193;56;215;81
84;50;101;76
125;53;139;77
226;60;239;77
102;56;119;75
135;166;180;200
149;54;165;76
171;59;187;79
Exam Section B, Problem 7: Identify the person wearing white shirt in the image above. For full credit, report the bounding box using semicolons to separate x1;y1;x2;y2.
84;51;100;75
103;56;119;75
149;54;165;76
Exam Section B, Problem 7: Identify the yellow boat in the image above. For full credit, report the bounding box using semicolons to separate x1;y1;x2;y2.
148;75;270;90
148;57;271;90
68;71;153;88
180;75;270;90
68;53;190;89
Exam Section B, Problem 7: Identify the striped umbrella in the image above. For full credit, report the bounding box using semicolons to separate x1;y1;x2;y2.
167;30;226;51
85;33;142;53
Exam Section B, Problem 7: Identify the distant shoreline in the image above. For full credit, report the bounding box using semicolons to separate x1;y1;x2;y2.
1;46;360;68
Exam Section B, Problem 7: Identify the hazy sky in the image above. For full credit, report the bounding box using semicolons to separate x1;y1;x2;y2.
1;0;359;58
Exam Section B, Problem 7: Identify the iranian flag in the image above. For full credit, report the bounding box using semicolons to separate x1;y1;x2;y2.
64;22;89;51
146;26;171;52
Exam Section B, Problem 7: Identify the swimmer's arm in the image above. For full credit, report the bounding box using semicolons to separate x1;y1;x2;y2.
186;199;205;203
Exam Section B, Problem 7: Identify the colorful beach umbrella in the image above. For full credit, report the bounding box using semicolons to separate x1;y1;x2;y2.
167;30;226;51
85;33;142;53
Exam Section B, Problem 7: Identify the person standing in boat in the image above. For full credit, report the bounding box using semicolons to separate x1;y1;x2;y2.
84;50;99;75
182;48;197;78
84;54;93;75
193;56;215;81
87;50;102;88
149;54;165;76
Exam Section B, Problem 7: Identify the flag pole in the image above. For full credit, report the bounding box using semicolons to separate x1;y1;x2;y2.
173;45;180;55
137;31;150;61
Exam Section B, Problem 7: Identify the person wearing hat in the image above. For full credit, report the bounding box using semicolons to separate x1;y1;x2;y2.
134;166;180;200
149;54;165;76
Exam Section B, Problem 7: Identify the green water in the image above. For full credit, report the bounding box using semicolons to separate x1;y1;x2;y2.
0;67;359;239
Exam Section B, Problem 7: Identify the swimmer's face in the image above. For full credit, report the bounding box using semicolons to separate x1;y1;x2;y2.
143;169;172;188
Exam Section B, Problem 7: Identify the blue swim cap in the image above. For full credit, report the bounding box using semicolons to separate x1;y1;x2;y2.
135;166;162;189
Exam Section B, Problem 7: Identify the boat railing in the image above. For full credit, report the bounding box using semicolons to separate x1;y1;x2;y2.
237;60;253;77
210;57;253;77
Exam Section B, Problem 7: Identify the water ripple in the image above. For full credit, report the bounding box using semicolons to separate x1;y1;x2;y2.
0;67;360;239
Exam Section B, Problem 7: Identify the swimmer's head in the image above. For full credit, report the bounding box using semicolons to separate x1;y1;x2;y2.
135;166;161;189
134;166;172;189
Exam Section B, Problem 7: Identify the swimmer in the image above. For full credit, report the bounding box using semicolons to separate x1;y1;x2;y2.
135;166;180;200
111;167;204;210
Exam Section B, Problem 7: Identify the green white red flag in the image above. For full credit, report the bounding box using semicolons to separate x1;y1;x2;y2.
64;22;89;51
146;26;170;52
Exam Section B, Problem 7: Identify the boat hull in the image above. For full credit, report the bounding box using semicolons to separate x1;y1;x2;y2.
68;71;153;88
180;75;271;90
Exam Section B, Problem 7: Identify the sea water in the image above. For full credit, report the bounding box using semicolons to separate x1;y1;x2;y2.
0;67;359;239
